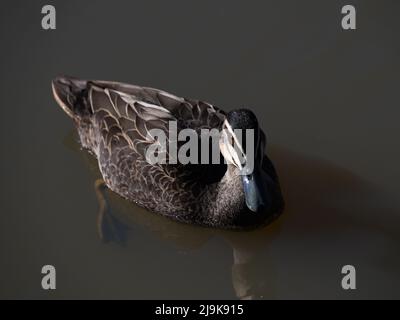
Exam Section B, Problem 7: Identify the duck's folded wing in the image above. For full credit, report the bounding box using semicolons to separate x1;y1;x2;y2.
90;80;226;131
87;82;176;160
53;76;226;161
87;80;226;159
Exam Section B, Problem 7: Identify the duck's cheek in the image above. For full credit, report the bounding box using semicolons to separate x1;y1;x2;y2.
219;139;235;166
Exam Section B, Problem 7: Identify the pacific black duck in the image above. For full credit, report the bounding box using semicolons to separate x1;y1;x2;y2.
52;76;284;229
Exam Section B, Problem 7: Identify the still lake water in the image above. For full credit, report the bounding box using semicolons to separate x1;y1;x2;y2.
1;0;400;299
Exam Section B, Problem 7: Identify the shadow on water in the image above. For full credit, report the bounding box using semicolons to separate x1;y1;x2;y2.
63;132;400;299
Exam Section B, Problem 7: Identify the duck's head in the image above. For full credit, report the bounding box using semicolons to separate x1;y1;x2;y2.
220;109;272;213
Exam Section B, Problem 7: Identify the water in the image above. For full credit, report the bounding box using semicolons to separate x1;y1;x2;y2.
1;0;400;299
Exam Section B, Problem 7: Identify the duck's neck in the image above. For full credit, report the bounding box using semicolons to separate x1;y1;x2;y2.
202;165;245;225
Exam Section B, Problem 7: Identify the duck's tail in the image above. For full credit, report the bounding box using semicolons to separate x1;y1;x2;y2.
52;76;90;119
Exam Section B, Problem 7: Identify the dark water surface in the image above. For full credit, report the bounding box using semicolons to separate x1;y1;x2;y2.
1;0;400;299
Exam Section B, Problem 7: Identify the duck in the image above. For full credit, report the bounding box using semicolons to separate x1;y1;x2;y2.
52;76;284;230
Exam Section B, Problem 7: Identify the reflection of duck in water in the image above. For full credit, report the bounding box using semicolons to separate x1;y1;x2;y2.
52;76;284;229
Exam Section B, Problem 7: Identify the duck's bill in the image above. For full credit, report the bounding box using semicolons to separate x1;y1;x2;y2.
242;169;271;213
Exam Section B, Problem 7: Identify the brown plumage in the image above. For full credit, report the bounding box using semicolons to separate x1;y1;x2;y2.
52;76;284;229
